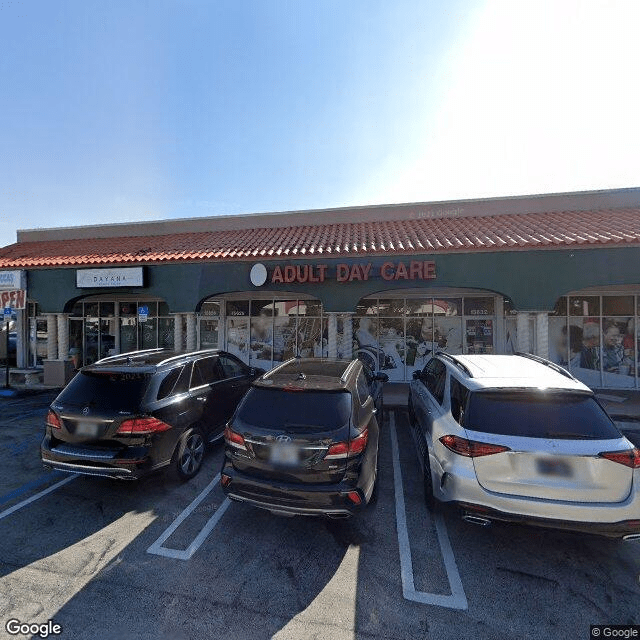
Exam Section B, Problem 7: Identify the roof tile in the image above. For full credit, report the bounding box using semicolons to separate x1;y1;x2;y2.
1;208;640;268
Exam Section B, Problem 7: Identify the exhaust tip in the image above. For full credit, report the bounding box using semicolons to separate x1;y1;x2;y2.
622;533;640;541
462;514;491;527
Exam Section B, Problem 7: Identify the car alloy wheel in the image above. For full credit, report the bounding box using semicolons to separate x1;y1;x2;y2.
176;429;205;480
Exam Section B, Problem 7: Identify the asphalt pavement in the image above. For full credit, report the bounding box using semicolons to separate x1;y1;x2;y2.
0;391;637;640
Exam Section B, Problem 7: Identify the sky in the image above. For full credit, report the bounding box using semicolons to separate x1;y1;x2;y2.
1;0;639;247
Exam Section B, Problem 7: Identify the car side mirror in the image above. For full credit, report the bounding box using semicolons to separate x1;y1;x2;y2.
250;367;265;377
374;372;389;382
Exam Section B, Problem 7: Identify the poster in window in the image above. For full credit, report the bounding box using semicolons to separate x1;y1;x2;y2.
226;317;249;363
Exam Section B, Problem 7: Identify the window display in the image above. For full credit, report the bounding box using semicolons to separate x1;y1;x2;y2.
549;295;637;388
209;295;498;381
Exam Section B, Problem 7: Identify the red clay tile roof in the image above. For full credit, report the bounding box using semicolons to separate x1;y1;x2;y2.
1;208;639;268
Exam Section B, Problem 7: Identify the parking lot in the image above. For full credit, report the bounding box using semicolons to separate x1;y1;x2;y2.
0;392;638;640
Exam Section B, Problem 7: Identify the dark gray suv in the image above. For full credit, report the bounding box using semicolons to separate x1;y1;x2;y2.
41;348;263;481
221;358;386;518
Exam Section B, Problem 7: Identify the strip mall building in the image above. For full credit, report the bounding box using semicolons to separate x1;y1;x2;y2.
1;188;640;389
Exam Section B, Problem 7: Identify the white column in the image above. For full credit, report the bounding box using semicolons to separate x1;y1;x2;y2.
46;314;57;360
173;314;183;352
341;314;353;360
327;313;338;358
57;313;69;360
516;312;531;353
535;312;549;359
185;313;196;352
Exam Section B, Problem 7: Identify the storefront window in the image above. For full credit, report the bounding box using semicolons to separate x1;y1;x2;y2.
549;295;639;389
569;296;600;317
120;317;137;353
465;319;494;354
205;294;501;381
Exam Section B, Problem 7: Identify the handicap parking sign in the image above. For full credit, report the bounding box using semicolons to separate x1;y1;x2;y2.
138;305;149;322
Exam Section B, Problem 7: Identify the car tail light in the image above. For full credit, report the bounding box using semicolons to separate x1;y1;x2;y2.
221;474;232;487
46;410;61;429
224;425;247;450
116;417;172;435
599;448;640;469
439;435;510;458
346;490;362;505
326;428;369;459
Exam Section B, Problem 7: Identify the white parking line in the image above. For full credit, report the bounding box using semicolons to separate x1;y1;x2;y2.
390;411;468;610
147;472;231;560
0;474;77;521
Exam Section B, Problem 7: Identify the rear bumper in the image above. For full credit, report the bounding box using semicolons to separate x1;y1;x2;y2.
433;457;640;537
220;460;367;517
454;501;640;538
40;435;154;480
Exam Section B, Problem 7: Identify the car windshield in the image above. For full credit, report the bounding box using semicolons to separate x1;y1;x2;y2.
236;387;352;432
56;370;151;411
465;391;622;440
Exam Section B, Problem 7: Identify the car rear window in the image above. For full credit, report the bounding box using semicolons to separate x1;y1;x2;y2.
465;392;621;440
57;371;151;411
236;387;351;432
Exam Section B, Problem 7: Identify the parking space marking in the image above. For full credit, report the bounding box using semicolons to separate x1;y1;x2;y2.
147;472;231;560
390;411;468;610
0;474;77;521
0;470;66;506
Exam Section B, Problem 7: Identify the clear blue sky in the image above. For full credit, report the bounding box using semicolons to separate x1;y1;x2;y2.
1;0;639;247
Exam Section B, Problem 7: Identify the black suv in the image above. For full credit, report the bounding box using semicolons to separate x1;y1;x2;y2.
221;358;386;518
41;348;263;481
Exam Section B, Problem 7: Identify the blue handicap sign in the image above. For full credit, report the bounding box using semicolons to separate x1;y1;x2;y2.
138;305;149;317
3;307;11;317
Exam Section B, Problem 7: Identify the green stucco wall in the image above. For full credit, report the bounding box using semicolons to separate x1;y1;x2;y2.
27;245;640;314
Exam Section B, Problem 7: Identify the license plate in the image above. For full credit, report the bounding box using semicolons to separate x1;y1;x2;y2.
270;443;300;466
536;459;573;477
76;422;99;437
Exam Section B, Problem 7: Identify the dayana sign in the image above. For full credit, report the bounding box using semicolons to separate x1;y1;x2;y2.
269;260;436;284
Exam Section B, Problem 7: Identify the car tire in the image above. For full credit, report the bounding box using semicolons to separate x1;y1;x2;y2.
422;450;437;511
173;427;206;481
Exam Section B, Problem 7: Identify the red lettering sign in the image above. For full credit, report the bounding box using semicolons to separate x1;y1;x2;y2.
336;264;350;282
267;261;436;284
381;262;395;281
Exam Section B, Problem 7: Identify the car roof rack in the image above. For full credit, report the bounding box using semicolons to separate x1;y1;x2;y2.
341;359;360;383
436;352;473;378
157;349;220;366
515;352;578;381
94;348;165;364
